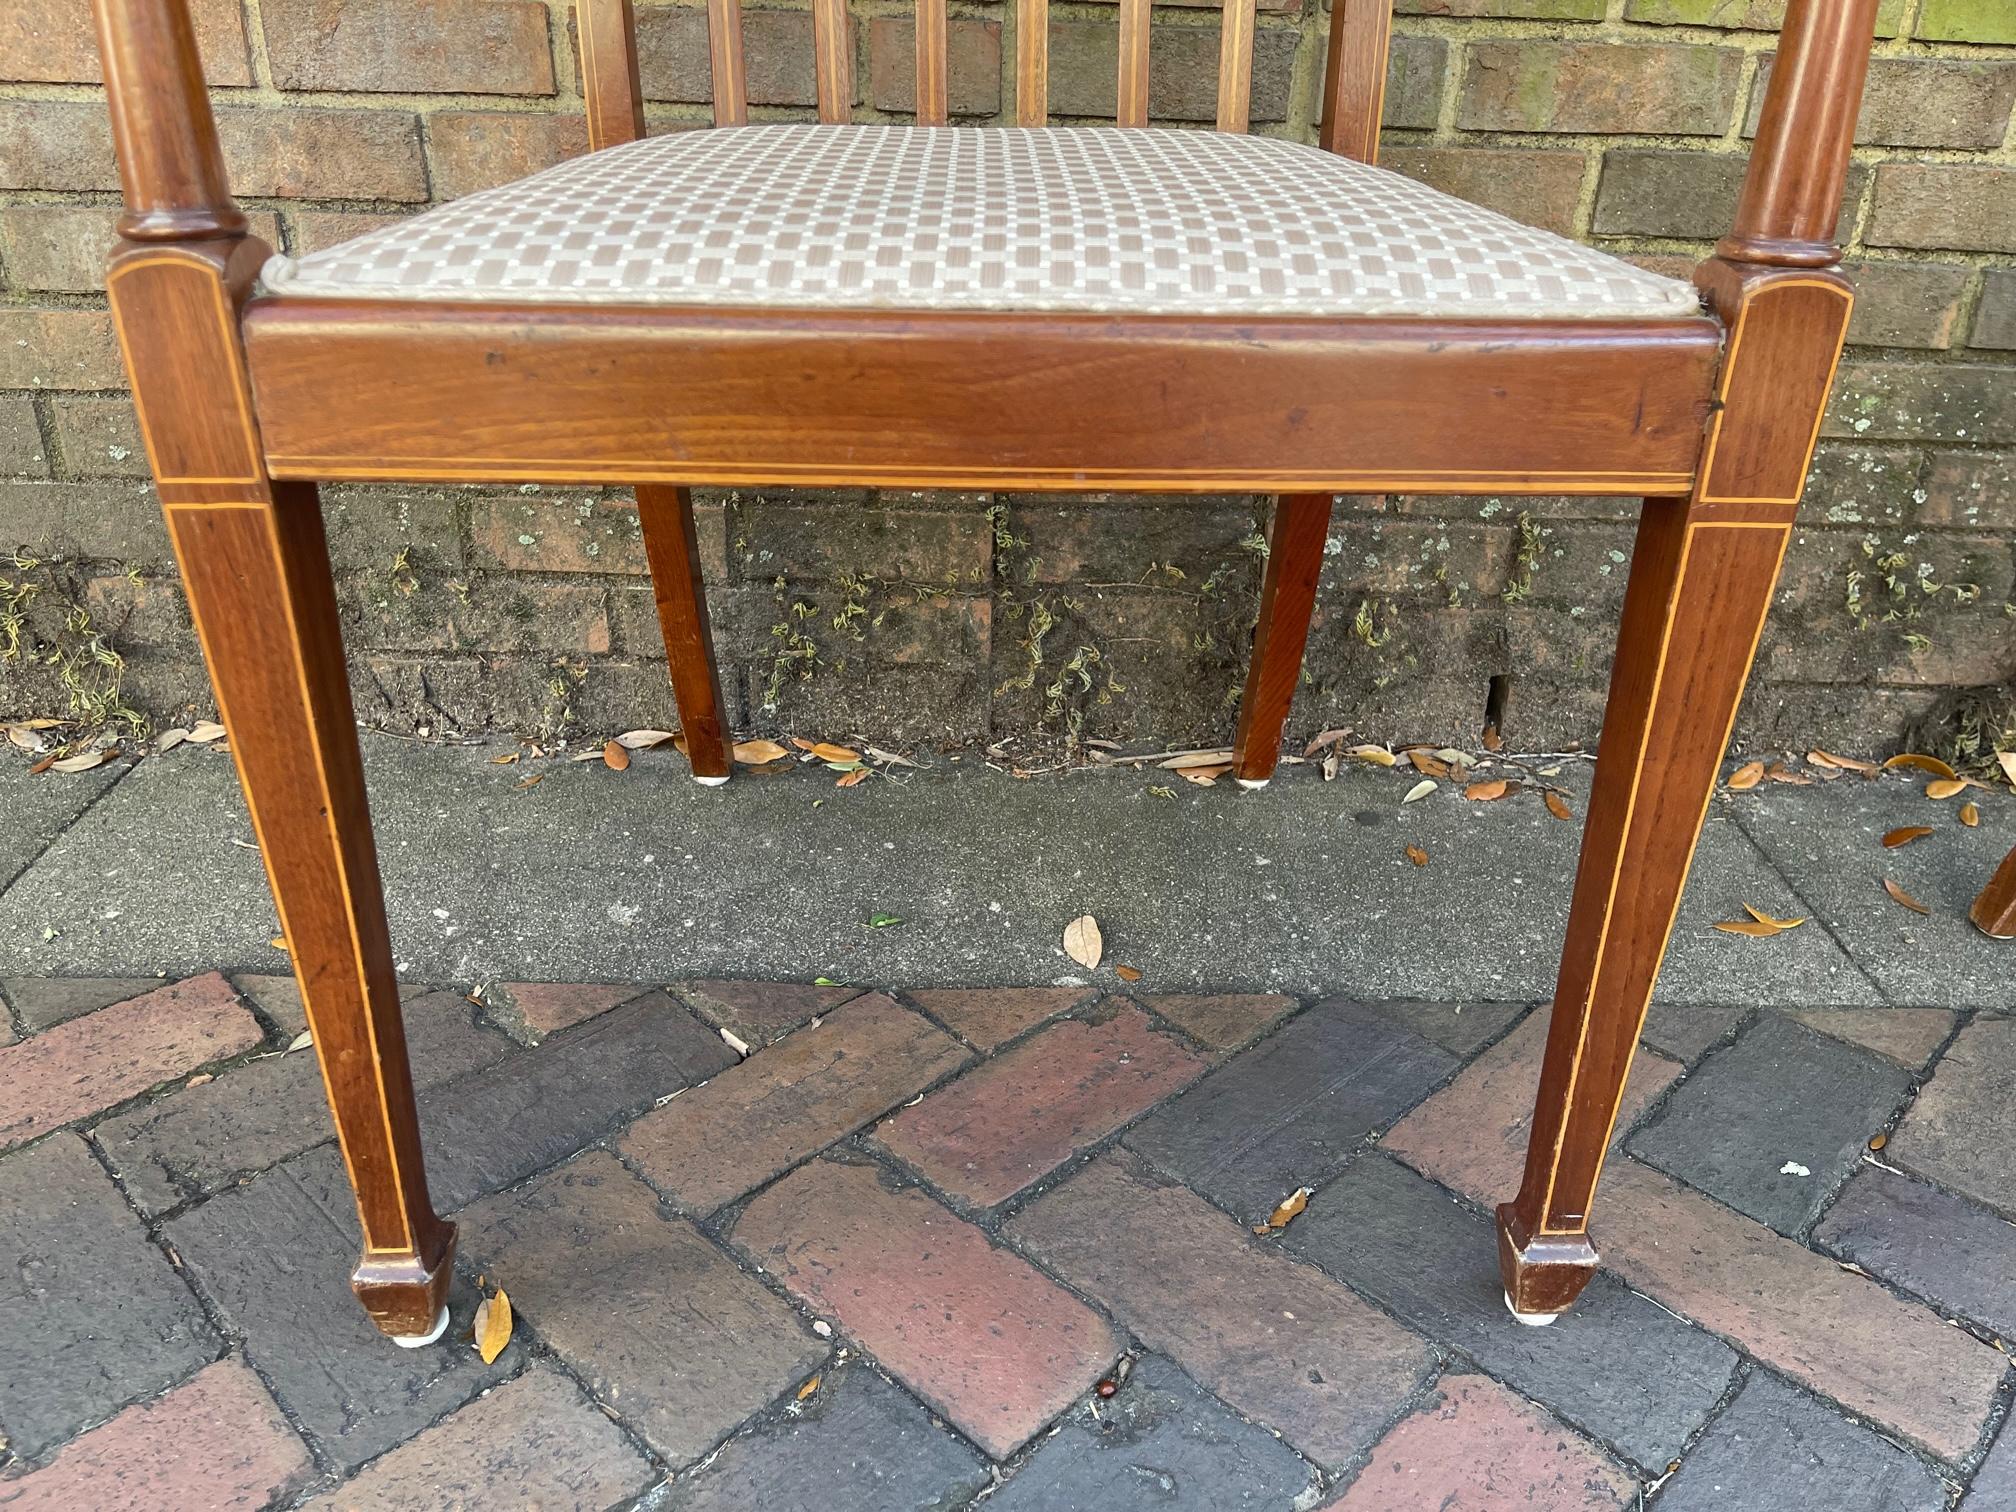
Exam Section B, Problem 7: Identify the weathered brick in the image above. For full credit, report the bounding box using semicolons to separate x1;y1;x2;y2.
300;1365;652;1511
1844;261;1974;351
1382;145;1589;236
906;986;1095;1051
320;485;467;574
1787;1007;1954;1069
0;972;263;1151
1825;363;2016;447
480;981;642;1044
732;1157;1120;1460
1460;42;1742;136
341;574;611;656
1370;998;1530;1057
164;1148;513;1469
216;107;429;202
262;0;554;94
876;1005;1205;1207
0;1359;309;1510
469;491;648;573
624;993;970;1212
1323;1373;1636;1512
676;978;864;1047
0;1133;218;1458
1749;56;2016;150
47;395;146;476
1918;0;2016;43
1888;1015;2016;1217
1593;149;1866;242
1976;269;2016;351
1137;992;1294;1050
868;16;1002;117
1653;1372;1946;1512
1008;1153;1433;1469
1626;0;1905;33
1972;1415;2016;1509
1924;448;2016;530
1399;0;1602;16
0;974;161;1031
1868;165;2016;255
0;309;124;391
425;110;591;200
0;101;118;192
1285;1155;1738;1473
986;1355;1323;1510
461;1154;824;1465
638;8;821;107
1596;1156;2007;1461
417;991;734;1210
1044;20;1301;123
94;989;513;1216
1818;1165;2016;1340
1;0;252;83
1126;998;1458;1222
737;502;993;586
1;206;280;295
1798;443;1922;529
1385;1008;1679;1207
660;1364;991;1512
0;393;45;478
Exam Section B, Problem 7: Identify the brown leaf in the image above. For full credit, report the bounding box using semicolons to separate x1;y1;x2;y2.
269;935;289;952
187;720;227;744
1726;761;1765;791
1999;752;2016;786
1544;791;1573;822
474;1289;513;1364
1481;722;1503;752
808;742;860;764
1868;1132;1888;1152
1347;744;1397;767
27;753;56;775
50;749;111;773
1714;904;1806;937
1161;749;1238;770
602;740;630;771
1303;728;1351;758
1463;779;1510;802
1114;964;1142;982
1810;749;1879;774
1742;904;1807;930
733;739;790;764
514;773;543;790
490;751;520;765
1764;763;1812;786
1885;752;1958;779
1062;914;1103;970
1883;826;1935;848
835;767;870;788
1407;750;1452;779
1405;845;1429;867
796;1375;821;1402
1259;1187;1311;1230
1925;778;1968;800
1883;878;1931;915
1179;762;1232;786
1961;802;1981;828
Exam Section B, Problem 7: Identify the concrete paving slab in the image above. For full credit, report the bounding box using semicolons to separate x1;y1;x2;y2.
0;739;1881;1005
0;752;126;892
1729;775;2015;1006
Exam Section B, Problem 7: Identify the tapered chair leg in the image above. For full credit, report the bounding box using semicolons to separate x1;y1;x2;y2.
635;483;732;783
1233;493;1333;787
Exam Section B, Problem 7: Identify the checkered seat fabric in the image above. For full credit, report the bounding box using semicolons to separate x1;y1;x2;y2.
260;124;1703;321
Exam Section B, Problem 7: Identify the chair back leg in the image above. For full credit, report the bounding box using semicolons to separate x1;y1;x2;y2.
635;484;733;781
1233;493;1333;786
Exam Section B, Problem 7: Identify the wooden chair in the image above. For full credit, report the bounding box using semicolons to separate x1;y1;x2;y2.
92;0;1877;1344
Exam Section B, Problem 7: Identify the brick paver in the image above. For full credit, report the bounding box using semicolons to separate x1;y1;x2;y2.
1126;998;1458;1222
1651;1372;1946;1512
1135;992;1295;1050
0;975;160;1031
1384;1007;1680;1207
623;993;970;1213
1288;1154;1738;1472
1816;1164;2016;1340
660;1365;990;1512
460;1153;824;1466
1367;998;1528;1057
1971;1421;2016;1511
0;1133;217;1459
1323;1373;1638;1511
1789;1006;1957;1068
1007;1152;1433;1469
1598;1156;2008;1461
0;972;263;1150
0;1359;309;1512
1889;1015;2016;1217
481;981;644;1043
731;1156;1119;1459
299;1366;655;1511
676;978;864;1047
906;986;1094;1051
1640;1001;1749;1065
875;1005;1205;1207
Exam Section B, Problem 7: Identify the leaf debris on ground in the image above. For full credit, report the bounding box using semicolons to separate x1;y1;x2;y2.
1883;826;1934;848
473;1288;513;1363
1883;878;1932;915
1726;761;1765;791
1252;1187;1312;1234
1063;915;1103;970
1713;904;1806;937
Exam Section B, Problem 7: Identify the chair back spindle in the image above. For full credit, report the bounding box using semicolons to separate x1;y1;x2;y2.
579;0;646;148
1016;0;1049;125
811;0;853;121
1215;0;1258;132
1116;0;1151;125
706;0;750;125
914;0;949;125
1319;0;1391;161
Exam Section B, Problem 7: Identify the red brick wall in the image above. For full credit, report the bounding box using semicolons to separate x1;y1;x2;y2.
1;0;2012;756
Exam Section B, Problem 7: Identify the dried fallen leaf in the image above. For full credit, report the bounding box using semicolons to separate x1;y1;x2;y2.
1883;826;1935;848
796;1375;821;1402
1114;964;1143;982
1407;750;1452;779
187;720;228;744
1961;802;1981;828
1743;904;1807;930
1925;778;1967;800
1063;914;1103;970
808;742;860;764
474;1289;513;1363
733;739;790;764
1347;744;1397;767
1885;752;1957;779
1405;845;1429;867
1179;763;1232;786
1160;749;1237;770
1320;754;1339;783
1883;878;1931;915
2000;752;2016;786
1544;791;1574;822
270;935;289;952
719;1027;751;1057
1810;749;1879;774
1256;1187;1311;1232
1764;762;1812;786
27;753;56;775
1463;779;1510;802
6;724;46;753
867;746;918;768
1713;904;1806;937
1303;729;1350;758
285;1030;312;1053
1402;779;1436;804
835;767;870;788
1868;1132;1888;1152
1481;722;1503;752
514;773;543;790
490;751;520;765
50;749;110;773
1726;761;1765;791
602;740;630;771
615;729;679;750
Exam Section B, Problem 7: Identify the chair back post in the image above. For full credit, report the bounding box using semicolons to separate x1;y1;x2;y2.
91;0;246;242
577;0;648;149
1717;0;1879;267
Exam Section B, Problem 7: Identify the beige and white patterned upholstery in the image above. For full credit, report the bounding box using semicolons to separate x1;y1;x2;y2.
261;124;1702;321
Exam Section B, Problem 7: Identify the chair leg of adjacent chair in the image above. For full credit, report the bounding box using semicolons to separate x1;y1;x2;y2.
635;483;733;783
1233;492;1334;787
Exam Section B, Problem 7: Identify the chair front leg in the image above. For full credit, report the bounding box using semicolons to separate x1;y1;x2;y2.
1233;492;1333;787
635;484;732;782
109;239;453;1344
1497;260;1853;1321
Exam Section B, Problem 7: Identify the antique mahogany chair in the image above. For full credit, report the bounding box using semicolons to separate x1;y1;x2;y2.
92;0;1877;1344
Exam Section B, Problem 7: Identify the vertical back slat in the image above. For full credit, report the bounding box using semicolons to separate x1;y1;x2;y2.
1116;0;1150;125
915;0;949;124
1318;0;1391;161
1016;0;1049;125
812;0;852;123
1215;0;1256;132
705;0;749;125
577;0;646;150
